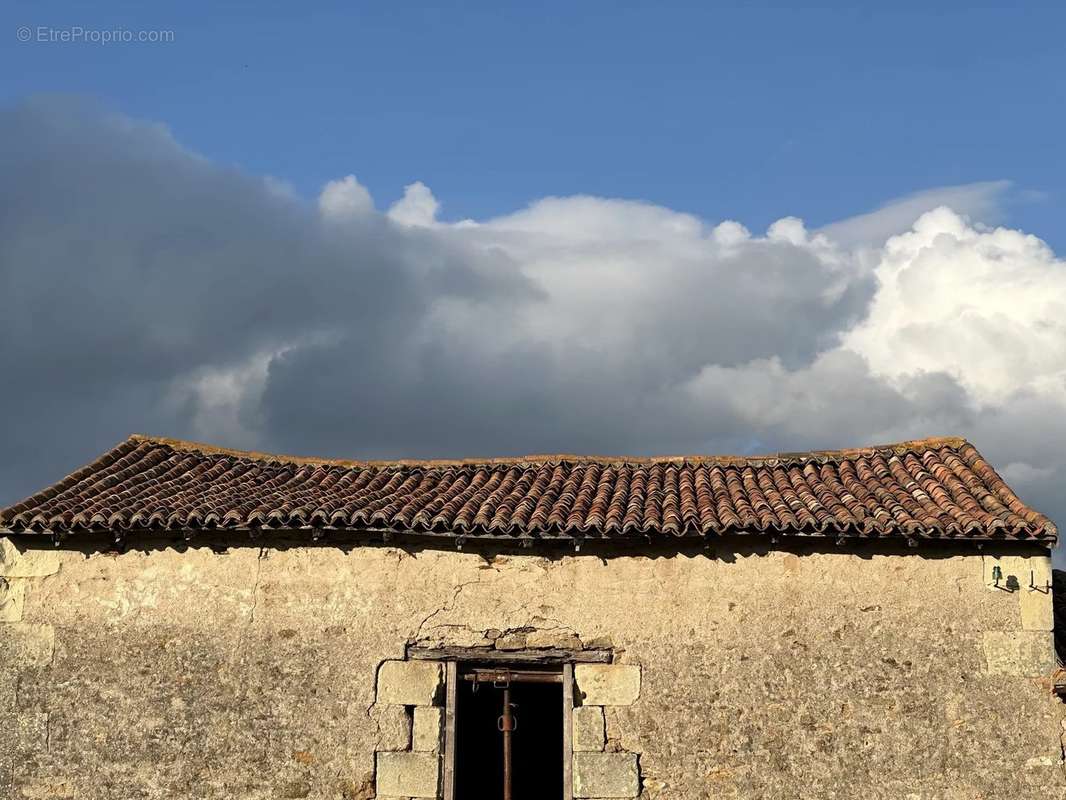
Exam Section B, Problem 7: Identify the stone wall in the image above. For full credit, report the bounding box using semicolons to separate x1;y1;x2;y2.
0;535;1061;799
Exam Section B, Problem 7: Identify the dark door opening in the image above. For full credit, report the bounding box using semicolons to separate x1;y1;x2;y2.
454;666;563;799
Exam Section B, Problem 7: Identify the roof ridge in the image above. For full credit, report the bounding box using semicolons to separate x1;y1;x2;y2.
127;433;972;469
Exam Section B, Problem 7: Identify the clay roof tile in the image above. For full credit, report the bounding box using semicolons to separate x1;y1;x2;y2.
0;435;1054;544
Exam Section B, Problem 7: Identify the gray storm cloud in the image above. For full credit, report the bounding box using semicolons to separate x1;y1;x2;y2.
1;98;1063;563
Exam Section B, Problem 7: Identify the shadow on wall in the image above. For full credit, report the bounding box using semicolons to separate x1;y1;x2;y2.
1055;570;1066;664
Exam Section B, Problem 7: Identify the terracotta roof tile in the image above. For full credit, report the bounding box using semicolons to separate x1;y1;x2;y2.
0;435;1055;544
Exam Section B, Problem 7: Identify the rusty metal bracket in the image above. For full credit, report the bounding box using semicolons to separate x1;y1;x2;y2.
1029;568;1051;593
497;707;518;731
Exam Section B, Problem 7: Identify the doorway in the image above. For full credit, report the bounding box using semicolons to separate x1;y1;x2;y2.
453;665;564;799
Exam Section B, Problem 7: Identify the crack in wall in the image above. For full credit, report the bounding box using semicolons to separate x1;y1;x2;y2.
409;570;594;653
411;575;485;644
365;660;387;742
1060;720;1066;783
244;547;266;632
407;559;598;653
230;547;267;674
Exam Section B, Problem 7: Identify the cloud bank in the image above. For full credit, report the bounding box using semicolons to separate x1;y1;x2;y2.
1;98;1063;557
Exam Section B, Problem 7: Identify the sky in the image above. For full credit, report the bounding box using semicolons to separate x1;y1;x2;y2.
1;2;1065;560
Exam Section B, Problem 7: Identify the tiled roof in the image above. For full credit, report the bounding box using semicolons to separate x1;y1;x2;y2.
0;435;1055;544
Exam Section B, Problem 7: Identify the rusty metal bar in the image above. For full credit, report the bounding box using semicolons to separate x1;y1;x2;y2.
459;667;562;684
501;684;514;800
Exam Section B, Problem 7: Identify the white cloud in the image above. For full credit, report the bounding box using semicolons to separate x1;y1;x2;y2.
318;174;375;218
405;194;871;387
844;206;1066;405
819;180;1012;247
2;99;1063;562
388;181;441;227
167;350;275;448
766;216;809;245
489;195;705;243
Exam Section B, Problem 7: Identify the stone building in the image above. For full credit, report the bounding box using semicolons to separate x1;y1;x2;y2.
0;434;1061;799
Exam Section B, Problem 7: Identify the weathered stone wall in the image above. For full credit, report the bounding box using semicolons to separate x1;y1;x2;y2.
1;536;1061;799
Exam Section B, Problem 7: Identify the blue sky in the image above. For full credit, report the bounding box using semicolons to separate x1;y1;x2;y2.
2;2;1065;562
3;1;1064;245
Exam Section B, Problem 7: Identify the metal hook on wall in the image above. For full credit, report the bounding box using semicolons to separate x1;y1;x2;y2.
1029;568;1051;594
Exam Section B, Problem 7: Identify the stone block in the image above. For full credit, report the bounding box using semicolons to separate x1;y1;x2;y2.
416;625;493;649
375;751;439;798
575;664;641;706
981;553;1054;630
0;712;48;754
0;539;60;579
583;636;614;651
1020;588;1054;631
12;777;76;799
0;624;54;669
982;631;1055;676
573;705;605;751
370;703;411;751
494;631;528;650
0;670;16;712
0;578;26;622
573;751;639;798
376;660;443;706
525;628;582;650
983;554;1049;592
412;706;442;751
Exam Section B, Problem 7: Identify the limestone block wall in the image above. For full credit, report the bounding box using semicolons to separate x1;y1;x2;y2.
0;535;1062;800
574;664;642;797
373;660;443;798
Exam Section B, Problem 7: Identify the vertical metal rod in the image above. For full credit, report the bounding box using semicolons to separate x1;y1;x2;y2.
502;685;513;800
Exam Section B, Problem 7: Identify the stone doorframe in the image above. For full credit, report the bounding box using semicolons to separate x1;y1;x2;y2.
373;647;642;799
